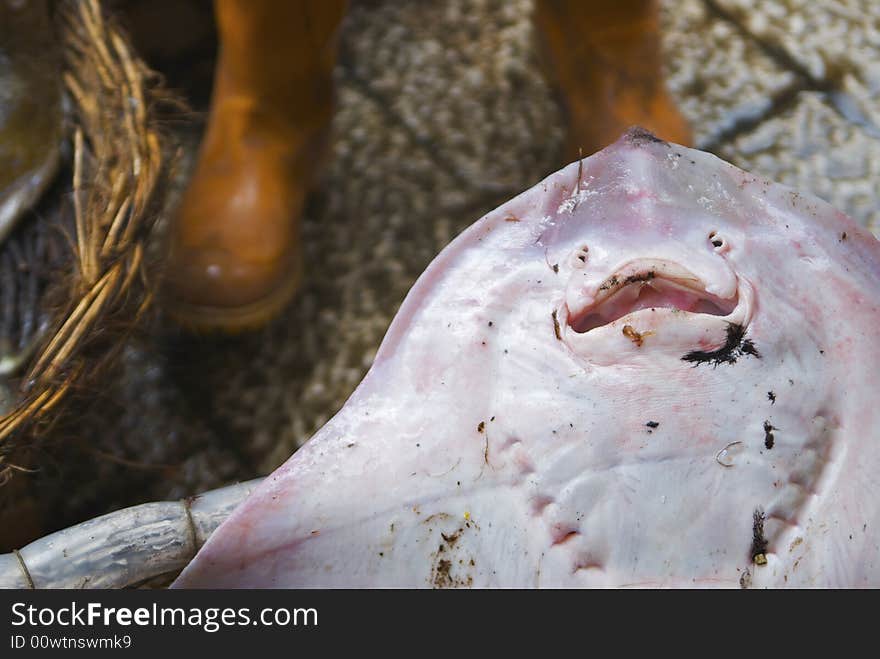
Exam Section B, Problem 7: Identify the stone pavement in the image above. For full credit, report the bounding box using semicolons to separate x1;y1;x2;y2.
7;0;880;534
666;0;880;234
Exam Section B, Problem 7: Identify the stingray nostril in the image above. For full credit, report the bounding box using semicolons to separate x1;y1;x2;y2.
708;231;725;250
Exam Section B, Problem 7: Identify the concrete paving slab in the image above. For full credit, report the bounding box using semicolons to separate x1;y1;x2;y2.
718;91;880;234
662;0;797;147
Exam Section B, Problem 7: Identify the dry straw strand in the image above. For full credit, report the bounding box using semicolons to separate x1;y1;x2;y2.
0;0;170;473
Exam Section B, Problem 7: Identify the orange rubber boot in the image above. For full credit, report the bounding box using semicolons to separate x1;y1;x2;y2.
164;0;347;331
533;0;692;162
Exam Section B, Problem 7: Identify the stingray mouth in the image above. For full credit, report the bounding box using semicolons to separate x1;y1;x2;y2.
567;261;739;334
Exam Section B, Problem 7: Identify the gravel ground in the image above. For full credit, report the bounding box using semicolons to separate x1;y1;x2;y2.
2;0;879;543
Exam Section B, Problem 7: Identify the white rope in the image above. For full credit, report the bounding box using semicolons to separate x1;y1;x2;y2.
0;478;263;589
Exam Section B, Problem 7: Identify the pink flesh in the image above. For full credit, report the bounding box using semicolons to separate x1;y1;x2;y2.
174;129;880;588
570;278;737;333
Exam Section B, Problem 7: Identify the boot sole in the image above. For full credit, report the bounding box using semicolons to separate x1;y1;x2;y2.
164;263;302;334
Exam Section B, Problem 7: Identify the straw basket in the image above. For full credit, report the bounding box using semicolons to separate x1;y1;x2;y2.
0;0;175;487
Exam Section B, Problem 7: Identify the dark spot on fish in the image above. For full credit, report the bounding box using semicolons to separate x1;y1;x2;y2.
768;391;776;404
488;321;493;327
646;421;659;429
682;323;761;367
552;310;562;340
625;126;667;146
477;421;485;433
623;270;656;285
740;339;760;358
763;421;776;449
490;416;495;422
751;508;769;565
598;275;619;291
819;349;824;355
441;531;461;547
840;232;847;241
552;263;559;273
434;559;453;587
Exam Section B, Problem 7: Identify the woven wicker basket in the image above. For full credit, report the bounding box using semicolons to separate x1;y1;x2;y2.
0;0;174;485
